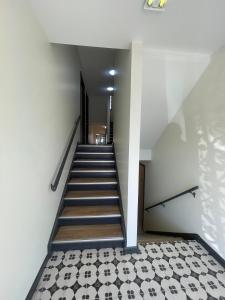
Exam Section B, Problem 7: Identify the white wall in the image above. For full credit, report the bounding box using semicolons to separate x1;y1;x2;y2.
140;149;152;161
0;1;81;299
141;48;210;150
144;46;225;259
113;42;142;247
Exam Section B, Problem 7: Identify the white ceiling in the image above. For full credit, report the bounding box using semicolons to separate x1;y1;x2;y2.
29;0;219;150
30;0;225;53
77;46;116;97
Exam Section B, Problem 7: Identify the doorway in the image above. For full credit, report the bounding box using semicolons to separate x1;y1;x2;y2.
138;162;145;233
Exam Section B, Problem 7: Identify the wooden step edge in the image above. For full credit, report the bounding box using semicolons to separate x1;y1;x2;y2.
71;169;116;173
76;152;114;155
67;181;118;185
52;236;124;244
59;213;122;219
73;160;115;163
78;144;113;148
64;195;120;200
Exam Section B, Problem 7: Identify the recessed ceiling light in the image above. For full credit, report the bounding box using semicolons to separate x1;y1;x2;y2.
107;87;114;92
109;69;116;76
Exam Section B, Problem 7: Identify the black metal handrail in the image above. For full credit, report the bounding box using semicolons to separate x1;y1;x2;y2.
145;186;199;211
51;116;80;191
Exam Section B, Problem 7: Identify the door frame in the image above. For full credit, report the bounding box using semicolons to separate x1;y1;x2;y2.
138;162;145;233
80;73;89;144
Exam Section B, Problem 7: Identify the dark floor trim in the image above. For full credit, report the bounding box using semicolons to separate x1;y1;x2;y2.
25;253;50;300
48;143;79;253
113;144;127;245
195;235;225;268
124;245;140;254
52;240;125;252
145;230;198;240
146;230;225;268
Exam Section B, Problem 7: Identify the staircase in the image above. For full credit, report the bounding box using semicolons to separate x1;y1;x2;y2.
50;144;125;251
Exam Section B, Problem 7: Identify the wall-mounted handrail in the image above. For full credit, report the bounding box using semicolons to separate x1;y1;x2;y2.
51;116;80;191
145;186;199;212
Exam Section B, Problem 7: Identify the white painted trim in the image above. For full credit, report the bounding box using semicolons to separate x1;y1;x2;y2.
67;181;117;185
52;237;124;244
78;145;113;147
71;169;116;173
64;196;119;200
74;160;115;163
59;214;121;219
76;152;114;155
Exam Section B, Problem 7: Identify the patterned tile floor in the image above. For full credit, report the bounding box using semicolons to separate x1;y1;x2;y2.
32;240;225;300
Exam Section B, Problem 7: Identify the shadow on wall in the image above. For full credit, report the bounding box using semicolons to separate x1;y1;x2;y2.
174;107;225;257
145;102;225;258
195;106;225;256
144;48;225;258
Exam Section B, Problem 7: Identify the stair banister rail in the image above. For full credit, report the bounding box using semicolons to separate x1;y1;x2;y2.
145;186;199;212
51;115;80;191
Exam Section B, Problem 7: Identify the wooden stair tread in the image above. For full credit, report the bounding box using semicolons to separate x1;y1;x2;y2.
51;145;124;250
61;205;121;218
68;178;117;184
54;224;123;242
65;190;119;199
76;152;114;154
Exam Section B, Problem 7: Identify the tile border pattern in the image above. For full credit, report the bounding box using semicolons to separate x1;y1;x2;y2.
31;240;225;300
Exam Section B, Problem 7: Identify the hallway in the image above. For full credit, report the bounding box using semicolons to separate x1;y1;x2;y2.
2;1;225;299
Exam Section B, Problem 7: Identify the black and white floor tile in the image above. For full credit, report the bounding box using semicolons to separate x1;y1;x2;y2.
32;240;225;299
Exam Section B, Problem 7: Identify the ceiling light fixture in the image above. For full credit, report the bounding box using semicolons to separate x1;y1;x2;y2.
109;69;116;76
107;87;114;92
144;0;168;11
